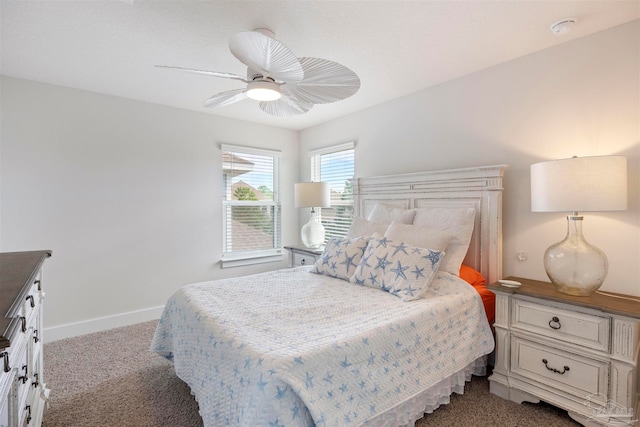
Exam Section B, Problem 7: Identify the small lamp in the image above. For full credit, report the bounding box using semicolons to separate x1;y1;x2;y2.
294;182;331;249
530;155;627;296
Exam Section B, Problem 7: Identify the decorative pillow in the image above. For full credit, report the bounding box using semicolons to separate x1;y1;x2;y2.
459;265;494;324
384;221;452;252
367;203;415;225
459;264;486;287
346;217;389;239
412;207;475;275
310;236;370;281
350;233;445;301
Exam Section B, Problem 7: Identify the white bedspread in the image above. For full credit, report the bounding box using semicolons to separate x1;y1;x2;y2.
150;267;494;427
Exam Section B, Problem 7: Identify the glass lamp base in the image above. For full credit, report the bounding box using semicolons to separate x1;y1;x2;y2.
544;216;608;296
301;211;325;249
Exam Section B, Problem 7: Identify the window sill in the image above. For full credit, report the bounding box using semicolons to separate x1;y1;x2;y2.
220;250;285;269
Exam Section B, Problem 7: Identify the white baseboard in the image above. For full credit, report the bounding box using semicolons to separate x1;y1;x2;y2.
43;305;165;343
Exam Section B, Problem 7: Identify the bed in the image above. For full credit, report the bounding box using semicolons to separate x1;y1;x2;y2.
151;164;507;427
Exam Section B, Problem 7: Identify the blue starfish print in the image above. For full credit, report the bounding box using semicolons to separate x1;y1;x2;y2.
411;247;423;254
275;385;288;399
412;265;425;279
376;237;390;248
341;252;358;274
321;253;331;266
391;242;409;256
422;250;442;268
403;284;417;297
257;374;268;391
340;356;352;368
391;260;409;280
353;276;366;285
368;272;378;285
380;280;392;292
375;254;391;272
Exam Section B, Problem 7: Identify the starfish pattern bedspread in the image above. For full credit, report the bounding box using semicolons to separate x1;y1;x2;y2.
150;267;494;427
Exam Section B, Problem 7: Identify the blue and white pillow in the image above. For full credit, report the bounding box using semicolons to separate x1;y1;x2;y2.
350;233;445;301
310;236;370;281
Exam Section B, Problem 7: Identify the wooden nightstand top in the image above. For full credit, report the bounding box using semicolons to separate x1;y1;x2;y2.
488;276;640;320
284;245;324;256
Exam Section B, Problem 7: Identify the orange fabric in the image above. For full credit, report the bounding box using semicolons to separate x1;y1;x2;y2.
459;265;495;324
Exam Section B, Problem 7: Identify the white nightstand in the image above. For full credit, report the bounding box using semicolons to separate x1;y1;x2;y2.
284;245;324;268
488;277;640;427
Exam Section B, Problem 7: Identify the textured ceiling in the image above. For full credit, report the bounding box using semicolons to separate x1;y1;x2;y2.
1;1;638;130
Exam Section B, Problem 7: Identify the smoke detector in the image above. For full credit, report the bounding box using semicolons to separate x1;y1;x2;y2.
550;18;577;35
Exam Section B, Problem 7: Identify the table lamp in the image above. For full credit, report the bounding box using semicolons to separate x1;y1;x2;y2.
294;182;331;248
530;155;627;296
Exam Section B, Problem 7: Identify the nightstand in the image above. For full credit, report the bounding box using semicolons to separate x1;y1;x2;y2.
284;245;324;267
488;277;640;427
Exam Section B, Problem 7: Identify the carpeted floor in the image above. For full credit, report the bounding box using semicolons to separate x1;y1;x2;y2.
43;320;580;426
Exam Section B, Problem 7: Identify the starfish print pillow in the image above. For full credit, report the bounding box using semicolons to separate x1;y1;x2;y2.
310;236;371;281
350;233;445;301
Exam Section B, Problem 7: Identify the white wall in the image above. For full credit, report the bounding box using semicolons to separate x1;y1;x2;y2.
300;21;640;297
1;77;299;339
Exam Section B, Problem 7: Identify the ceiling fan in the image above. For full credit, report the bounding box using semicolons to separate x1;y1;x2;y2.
156;29;360;117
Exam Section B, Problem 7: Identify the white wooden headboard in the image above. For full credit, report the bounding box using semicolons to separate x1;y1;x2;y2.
352;165;508;284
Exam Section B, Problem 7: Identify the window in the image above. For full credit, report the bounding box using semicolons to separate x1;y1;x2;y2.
221;144;281;267
310;142;355;242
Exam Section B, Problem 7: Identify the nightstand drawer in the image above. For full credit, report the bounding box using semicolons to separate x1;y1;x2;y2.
512;298;610;352
511;335;608;405
293;253;317;267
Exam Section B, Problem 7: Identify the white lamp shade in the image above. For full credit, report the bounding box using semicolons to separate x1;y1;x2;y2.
294;182;331;208
531;155;627;212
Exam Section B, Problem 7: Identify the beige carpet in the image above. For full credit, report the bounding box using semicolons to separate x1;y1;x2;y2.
43;320;580;427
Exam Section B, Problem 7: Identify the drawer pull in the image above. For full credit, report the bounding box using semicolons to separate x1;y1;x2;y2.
33;329;39;344
300;258;306;265
25;404;31;424
26;294;35;308
32;373;39;388
19;364;28;384
20;316;26;333
542;358;570;375
0;352;9;372
548;316;561;330
34;279;41;291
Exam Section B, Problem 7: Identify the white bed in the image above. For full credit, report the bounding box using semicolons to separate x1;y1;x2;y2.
151;165;507;427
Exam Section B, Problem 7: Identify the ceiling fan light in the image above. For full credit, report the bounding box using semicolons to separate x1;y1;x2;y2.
247;81;281;101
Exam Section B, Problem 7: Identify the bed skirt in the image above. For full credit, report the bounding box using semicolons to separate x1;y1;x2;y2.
365;355;487;427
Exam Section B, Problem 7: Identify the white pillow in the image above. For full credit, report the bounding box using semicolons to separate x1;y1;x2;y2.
310;236;370;281
350;233;445;301
384;221;452;252
367;203;415;224
412;207;475;275
346;217;388;238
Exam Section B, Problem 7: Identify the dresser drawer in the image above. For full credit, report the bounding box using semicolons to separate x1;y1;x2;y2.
293;253;318;267
512;298;610;352
511;335;608;405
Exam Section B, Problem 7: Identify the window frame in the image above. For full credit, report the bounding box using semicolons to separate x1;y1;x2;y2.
309;142;355;243
220;144;283;268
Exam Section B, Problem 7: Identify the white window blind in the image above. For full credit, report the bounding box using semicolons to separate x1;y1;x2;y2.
310;143;355;241
222;146;281;264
